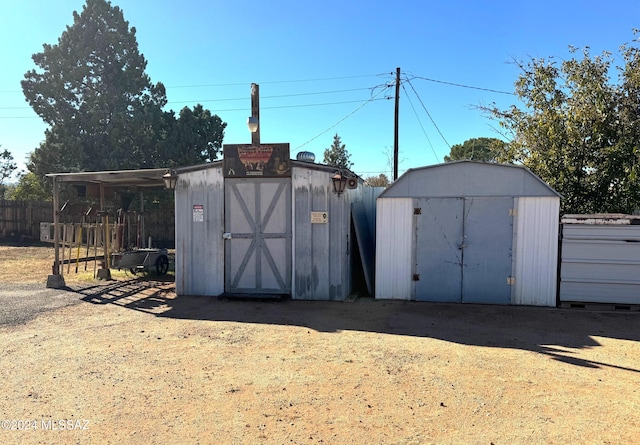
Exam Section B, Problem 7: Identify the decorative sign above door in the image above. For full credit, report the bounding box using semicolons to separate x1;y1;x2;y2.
223;143;291;178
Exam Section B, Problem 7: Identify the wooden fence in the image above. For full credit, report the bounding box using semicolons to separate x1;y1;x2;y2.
0;200;175;247
0;200;52;241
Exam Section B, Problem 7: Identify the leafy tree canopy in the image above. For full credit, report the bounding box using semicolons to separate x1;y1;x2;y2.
444;137;505;163
364;173;391;187
323;134;353;170
22;0;226;185
9;172;51;201
0;148;17;186
488;38;640;214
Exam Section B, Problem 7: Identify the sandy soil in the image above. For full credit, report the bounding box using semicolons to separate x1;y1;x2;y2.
0;278;639;444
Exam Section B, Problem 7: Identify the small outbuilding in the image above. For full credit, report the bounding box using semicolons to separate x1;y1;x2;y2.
560;214;640;307
375;161;561;306
174;145;373;301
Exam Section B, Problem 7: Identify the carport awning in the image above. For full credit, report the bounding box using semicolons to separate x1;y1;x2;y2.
46;168;169;189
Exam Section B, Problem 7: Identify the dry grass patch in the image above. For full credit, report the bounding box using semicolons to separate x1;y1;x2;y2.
0;245;151;285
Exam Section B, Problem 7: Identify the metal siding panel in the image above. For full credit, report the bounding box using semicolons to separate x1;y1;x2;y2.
175;167;224;296
329;187;347;300
560;223;640;304
513;197;559;306
292;171;311;299
563;225;640;241
375;198;413;299
561;282;640;304
293;168;346;300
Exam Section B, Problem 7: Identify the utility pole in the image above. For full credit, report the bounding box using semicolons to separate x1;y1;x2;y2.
251;83;260;145
393;67;400;181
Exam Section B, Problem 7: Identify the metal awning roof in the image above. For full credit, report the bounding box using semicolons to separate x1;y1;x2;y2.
46;168;169;188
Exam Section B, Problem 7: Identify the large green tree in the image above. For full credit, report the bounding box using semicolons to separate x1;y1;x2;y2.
22;0;166;175
21;0;226;181
323;133;353;169
159;105;226;168
489;42;640;214
444;137;505;162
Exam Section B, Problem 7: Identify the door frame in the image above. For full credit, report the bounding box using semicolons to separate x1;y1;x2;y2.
224;177;292;295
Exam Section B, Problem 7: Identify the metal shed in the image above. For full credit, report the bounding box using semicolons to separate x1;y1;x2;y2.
375;161;561;306
560;214;640;306
174;158;370;301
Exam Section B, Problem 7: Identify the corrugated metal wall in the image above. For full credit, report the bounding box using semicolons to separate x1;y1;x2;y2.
175;166;224;296
292;168;351;300
375;198;414;299
512;197;559;306
560;224;640;304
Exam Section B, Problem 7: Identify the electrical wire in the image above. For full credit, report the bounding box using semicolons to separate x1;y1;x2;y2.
166;73;390;89
400;82;441;163
405;74;515;96
164;87;379;106
0;87;385;110
404;77;451;149
293;84;393;152
0;97;390;117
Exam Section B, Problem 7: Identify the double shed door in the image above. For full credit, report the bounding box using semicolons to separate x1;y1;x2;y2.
415;197;513;304
224;178;292;295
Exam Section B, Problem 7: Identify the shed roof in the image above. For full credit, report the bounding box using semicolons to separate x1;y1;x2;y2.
175;159;361;178
379;161;560;199
46;167;169;189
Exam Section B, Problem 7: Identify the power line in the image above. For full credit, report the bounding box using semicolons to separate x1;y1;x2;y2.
406;74;515;95
404;77;451;149
166;73;390;89
164;87;377;106
0;73;391;94
293;84;393;152
0;97;390;118
401;82;440;163
0;87;386;111
205;97;390;113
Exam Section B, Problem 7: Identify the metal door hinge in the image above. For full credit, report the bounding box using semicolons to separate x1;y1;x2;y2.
413;273;420;281
414;208;422;215
507;276;515;286
509;208;517;217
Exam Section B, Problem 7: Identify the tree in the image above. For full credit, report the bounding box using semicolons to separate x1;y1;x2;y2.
0;148;17;186
323;134;353;169
22;0;166;175
488;41;640;214
159;105;226;167
444;137;505;162
21;0;226;183
9;172;50;201
363;173;391;187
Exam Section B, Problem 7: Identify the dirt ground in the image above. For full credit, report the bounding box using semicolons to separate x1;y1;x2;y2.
1;247;639;444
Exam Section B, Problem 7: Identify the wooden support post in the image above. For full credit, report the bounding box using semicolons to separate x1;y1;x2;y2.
251;83;260;145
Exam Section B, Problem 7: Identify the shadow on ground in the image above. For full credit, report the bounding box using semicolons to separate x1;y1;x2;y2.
71;279;640;373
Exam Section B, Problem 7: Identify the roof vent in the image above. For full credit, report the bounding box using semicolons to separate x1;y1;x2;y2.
296;151;315;163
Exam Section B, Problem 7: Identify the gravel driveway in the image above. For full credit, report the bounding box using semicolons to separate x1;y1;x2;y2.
0;283;84;326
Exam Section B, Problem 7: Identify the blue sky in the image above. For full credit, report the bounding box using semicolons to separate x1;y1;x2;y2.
1;0;640;180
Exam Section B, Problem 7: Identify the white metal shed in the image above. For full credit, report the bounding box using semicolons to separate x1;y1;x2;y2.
560;214;640;306
375;161;561;306
174;158;370;301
